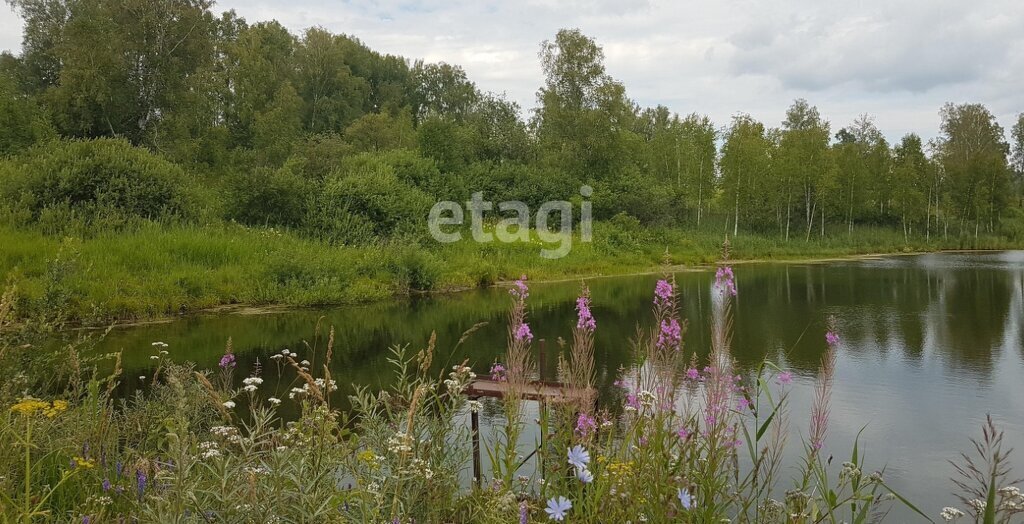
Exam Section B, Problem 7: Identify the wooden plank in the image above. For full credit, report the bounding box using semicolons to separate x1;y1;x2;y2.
464;379;594;404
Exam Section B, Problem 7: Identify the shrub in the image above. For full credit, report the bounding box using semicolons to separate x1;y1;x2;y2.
0;138;200;226
226;165;309;228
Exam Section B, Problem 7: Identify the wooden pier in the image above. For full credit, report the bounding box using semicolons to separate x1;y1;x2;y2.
464;378;596;486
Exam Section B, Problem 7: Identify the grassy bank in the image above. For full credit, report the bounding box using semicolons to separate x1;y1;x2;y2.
2;220;1019;325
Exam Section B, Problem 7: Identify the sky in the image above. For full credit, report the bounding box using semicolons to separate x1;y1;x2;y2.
2;0;1022;143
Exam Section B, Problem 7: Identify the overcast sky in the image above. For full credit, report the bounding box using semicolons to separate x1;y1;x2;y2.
2;0;1022;143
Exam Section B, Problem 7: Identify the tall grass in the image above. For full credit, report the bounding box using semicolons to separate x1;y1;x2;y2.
2;218;1020;325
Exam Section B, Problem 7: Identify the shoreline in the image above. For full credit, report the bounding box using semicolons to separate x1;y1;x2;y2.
62;247;1013;332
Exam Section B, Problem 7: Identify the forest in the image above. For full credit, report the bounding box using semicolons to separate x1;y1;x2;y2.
1;0;1024;322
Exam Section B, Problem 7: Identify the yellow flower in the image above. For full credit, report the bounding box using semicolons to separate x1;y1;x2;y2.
72;456;95;469
10;398;50;417
358;450;380;469
43;400;69;418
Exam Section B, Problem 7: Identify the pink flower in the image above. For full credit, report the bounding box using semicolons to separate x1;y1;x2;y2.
575;413;597;438
736;397;751;411
676;427;690;440
657;318;682;350
825;331;840;347
490;363;507;382
686;368;700;380
715;266;738;296
510;275;529;300
654;279;673;308
575;296;596;332
776;371;793;385
514;323;533;343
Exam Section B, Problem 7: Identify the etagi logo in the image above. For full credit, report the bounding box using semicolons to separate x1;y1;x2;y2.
427;186;593;259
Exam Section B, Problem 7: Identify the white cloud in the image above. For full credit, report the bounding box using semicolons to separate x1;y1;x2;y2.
3;0;1022;142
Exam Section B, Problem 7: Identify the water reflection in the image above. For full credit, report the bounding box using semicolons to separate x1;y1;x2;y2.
69;251;1024;520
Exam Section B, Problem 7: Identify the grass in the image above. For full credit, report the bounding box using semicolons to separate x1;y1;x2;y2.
0;219;1019;325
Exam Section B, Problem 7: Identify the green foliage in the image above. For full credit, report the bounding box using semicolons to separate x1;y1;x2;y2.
1;138;200;226
226;165;309;228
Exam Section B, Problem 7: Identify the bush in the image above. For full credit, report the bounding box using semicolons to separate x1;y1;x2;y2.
0;138;200;226
226;165;309;228
308;162;433;243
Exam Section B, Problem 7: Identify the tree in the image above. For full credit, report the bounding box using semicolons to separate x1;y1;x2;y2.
1012;113;1024;207
295;28;370;133
410;61;478;123
891;133;928;240
720;114;772;235
938;103;1011;237
344;110;415;153
775;99;831;240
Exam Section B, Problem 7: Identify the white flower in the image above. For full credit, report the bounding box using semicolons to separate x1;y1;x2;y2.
940;507;965;521
222;401;236;409
300;360;310;366
138;376;146;380
242;377;263;386
149;355;160;360
242;385;258;393
201;449;222;459
151;342;168;347
270;354;283;360
467;400;482;413
159;350;168;355
268;397;281;405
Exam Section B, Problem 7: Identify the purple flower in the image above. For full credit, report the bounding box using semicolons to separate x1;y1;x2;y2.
686;367;700;380
136;470;147;501
574;413;597;438
219;352;236;370
575;467;594;483
736;397;751;411
575;296;596;332
654;279;673;308
489;362;507;382
776;371;793;385
825;331;840;347
514;323;533;343
677;427;690;440
519;500;529;524
82;517;91;524
102;478;111;492
115;461;123;479
715;266;738;296
657;318;682;350
625;393;640;410
510;276;529;300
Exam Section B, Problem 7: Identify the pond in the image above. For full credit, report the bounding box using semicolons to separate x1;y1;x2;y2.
71;250;1024;521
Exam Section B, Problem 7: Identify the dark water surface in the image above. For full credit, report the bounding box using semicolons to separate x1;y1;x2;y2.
75;251;1024;520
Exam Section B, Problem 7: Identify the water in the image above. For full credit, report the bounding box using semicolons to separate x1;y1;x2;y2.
72;251;1024;521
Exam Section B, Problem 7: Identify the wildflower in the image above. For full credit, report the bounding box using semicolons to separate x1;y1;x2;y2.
242;377;263;386
219;352;236;369
136;470;147;501
678;487;693;510
998;486;1021;498
72;457;95;469
151;342;168;347
82;516;91;524
567;445;590;469
138;376;145;380
776;371;793;385
544;496;572;521
242;385;258;393
510;275;529;300
222;401;236;409
519;500;529;524
490;362;507;382
677;427;690;440
825;331;839;346
686;367;700;380
101;478;111;491
468;400;482;413
575;295;596;332
654;279;673;308
149;355;160;360
514;322;534;343
657;318;682;350
736;397;751;411
624;393;640;412
715;266;737;296
10;398;68;418
575;413;597;438
267;397;281;405
576;467;594;484
940;507;965;521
